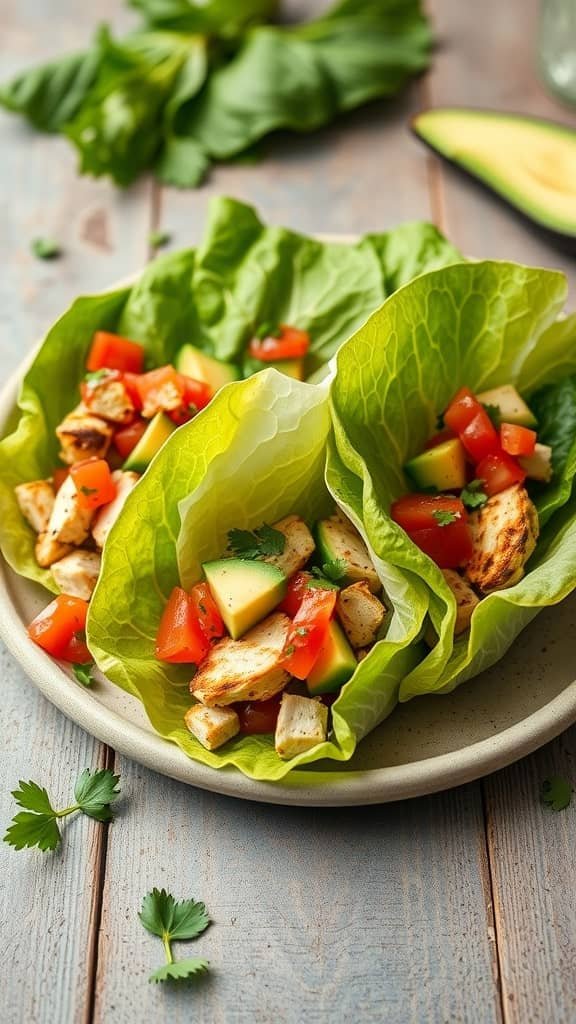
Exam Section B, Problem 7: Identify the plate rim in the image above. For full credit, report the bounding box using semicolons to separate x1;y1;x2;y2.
2;271;576;806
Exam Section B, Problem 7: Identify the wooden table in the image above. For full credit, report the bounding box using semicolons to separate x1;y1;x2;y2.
1;2;575;1021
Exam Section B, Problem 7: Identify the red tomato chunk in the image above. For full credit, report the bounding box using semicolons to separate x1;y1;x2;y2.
28;595;89;658
87;331;144;374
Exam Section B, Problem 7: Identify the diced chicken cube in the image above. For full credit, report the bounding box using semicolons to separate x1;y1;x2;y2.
56;405;113;465
465;485;539;594
92;471;140;549
319;511;381;593
191;613;290;706
336;582;387;649
51;549;101;600
15;480;55;534
264;515;316;578
184;704;240;751
47;473;94;545
442;569;479;635
274;693;328;760
82;370;135;424
35;533;73;568
141;380;182;419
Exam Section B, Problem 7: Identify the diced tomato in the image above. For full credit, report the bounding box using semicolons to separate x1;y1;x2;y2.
132;365;183;418
189;583;225;642
70;459;117;510
237;695;283;734
123;372;144;411
476;451;526;497
444;387;483;434
87;331;144;374
249;325;310;362
391;494;465;533
60;633;92;664
409;519;473;568
281;587;337;680
180;375;213;411
28;595;89;658
155;587;210;665
500;422;536;458
52;467;69;493
113;418;148;459
424;427;456;450
277;571;314;617
460;409;500;462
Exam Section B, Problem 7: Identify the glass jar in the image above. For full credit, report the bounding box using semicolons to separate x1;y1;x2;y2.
539;0;576;104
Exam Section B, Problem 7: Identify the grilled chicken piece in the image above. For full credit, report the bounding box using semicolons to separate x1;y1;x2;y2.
336;582;387;649
441;570;479;635
264;515;315;578
47;473;94;546
318;511;381;593
191;612;290;707
140;378;182;419
275;694;328;760
56;404;113;465
15;480;55;534
51;550;101;600
184;704;240;751
92;471;140;549
82;370;135;424
465;485;539;594
35;533;73;568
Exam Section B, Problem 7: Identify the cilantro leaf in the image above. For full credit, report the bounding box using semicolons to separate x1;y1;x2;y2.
73;663;94;687
149;959;209;985
149;229;171;249
482;403;501;429
432;510;459;527
461;479;488;510
227;523;286;560
318;558;347;583
4;812;62;852
74;768;120;821
31;237;62;260
11;779;55;815
84;369;108;384
540;776;572;812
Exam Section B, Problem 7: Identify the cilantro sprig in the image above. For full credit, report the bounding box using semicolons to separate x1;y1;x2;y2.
540;776;572;812
4;769;120;852
72;662;94;687
432;509;459;527
31;237;62;260
461;479;488;510
139;889;210;984
227;523;286;560
307;560;347;590
149;230;172;250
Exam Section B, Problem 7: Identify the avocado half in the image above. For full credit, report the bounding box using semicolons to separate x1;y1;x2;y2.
412;108;576;252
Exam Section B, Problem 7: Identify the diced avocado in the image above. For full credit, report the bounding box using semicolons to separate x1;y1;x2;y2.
405;438;466;491
268;358;305;381
412;109;576;247
315;512;381;593
175;344;240;392
519;442;553;482
123;412;176;473
307;620;357;695
475;384;537;427
202;558;287;640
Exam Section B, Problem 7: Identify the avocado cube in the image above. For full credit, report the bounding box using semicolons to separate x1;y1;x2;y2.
202;558;287;640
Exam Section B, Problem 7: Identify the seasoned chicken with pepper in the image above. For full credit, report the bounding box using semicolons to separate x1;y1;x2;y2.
465;485;539;593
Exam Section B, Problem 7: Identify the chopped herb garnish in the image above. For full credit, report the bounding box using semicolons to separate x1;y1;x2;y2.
284;644;296;658
432;509;459;527
31;237;62;260
84;369;108;384
254;321;280;340
3;769;120;852
540;776;572;812
139;888;210;985
79;485;98;496
227;523;286;560
461;479;488;510
149;230;172;249
72;663;94;687
483;403;502;429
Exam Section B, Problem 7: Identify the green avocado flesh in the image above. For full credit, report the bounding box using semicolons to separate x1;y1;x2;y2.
475;385;537;427
202;558;287;639
405;438;466;491
268;358;305;381
175;344;240;392
123;412;176;472
412;108;576;240
307;620;357;695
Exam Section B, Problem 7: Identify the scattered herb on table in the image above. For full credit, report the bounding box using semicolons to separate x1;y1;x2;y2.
139;888;210;984
31;237;62;260
3;768;120;851
0;1;432;189
540;776;572;812
149;230;172;249
228;523;286;560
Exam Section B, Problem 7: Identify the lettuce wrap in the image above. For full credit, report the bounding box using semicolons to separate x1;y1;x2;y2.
0;196;460;593
87;370;420;780
329;260;576;704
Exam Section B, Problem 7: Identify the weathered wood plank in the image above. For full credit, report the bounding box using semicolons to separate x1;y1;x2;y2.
94;768;501;1024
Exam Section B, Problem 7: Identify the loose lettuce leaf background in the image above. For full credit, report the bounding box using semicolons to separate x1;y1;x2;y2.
88;371;419;780
329;261;576;703
0;197;460;591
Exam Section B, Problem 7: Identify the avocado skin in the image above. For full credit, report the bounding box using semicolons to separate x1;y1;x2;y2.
412;108;576;255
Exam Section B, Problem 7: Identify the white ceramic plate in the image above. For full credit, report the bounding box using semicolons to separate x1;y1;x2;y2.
2;284;576;806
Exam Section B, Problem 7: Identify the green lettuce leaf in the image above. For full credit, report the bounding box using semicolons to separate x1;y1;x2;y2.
128;0;279;33
87;370;420;779
329;260;576;703
0;197;459;591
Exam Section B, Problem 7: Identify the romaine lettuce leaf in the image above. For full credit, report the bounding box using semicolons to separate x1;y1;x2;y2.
87;371;420;779
329;260;576;702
